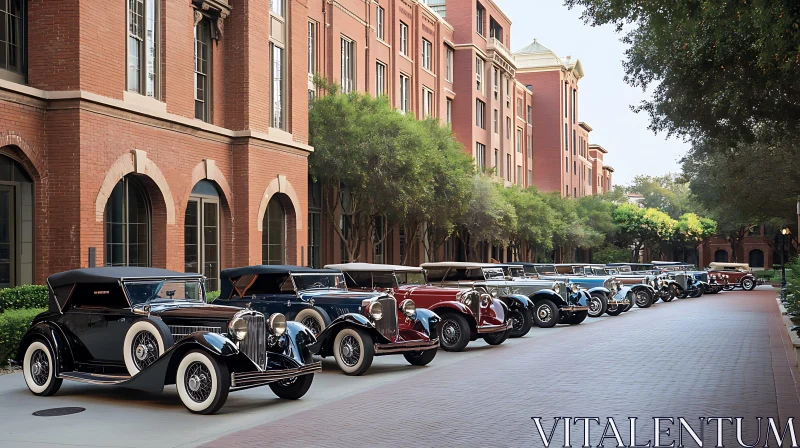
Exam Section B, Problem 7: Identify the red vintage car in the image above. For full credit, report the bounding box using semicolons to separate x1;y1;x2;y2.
707;262;760;291
325;263;516;352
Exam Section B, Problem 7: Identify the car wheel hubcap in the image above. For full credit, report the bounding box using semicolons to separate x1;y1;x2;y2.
340;335;361;367
442;320;461;346
30;350;49;386
636;292;648;306
301;317;322;335
589;298;601;314
511;311;524;330
184;362;212;402
131;331;159;370
537;304;552;322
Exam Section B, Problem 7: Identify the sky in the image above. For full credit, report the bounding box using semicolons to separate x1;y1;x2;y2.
495;0;690;185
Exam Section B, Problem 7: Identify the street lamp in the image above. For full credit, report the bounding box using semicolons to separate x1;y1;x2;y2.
781;227;791;300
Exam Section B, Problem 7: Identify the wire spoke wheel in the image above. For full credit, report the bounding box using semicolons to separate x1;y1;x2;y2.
339;335;361;367
301;316;322;336
510;310;525;331
184;361;213;403
441;320;462;346
131;331;160;371
536;304;553;323
30;349;50;386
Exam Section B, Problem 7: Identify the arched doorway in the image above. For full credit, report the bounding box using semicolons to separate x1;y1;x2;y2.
714;250;728;263
262;198;286;265
0;154;34;287
105;176;151;267
185;180;220;291
748;249;764;268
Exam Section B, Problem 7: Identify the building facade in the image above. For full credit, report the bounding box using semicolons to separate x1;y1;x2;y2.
0;0;313;288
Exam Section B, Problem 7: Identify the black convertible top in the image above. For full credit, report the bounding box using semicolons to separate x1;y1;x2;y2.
48;267;203;289
219;265;341;299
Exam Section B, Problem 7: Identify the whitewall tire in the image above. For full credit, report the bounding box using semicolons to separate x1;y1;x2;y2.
295;308;328;336
332;327;374;376
23;340;62;396
176;350;230;414
123;320;167;376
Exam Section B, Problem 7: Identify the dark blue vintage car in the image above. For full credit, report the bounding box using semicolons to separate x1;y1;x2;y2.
217;266;440;376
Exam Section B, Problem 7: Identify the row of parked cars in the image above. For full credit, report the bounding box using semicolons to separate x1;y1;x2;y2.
13;260;761;414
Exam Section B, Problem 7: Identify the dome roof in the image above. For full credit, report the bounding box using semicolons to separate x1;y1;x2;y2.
514;39;584;79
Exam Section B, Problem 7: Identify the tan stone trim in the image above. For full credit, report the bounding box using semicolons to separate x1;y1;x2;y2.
0;132;44;178
256;175;303;232
0;79;314;153
95;150;176;225
331;0;368;27
189;159;234;212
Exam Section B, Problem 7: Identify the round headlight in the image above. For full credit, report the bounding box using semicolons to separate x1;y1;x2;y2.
370;301;383;320
400;299;416;317
228;317;248;341
570;283;578;293
480;293;492;307
269;313;287;337
552;282;559;291
490;289;498;298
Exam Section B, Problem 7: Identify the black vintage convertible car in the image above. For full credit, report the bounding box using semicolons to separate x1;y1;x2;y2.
14;267;321;414
217;266;440;376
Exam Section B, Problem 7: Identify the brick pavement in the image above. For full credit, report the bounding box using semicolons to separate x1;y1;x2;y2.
202;289;800;448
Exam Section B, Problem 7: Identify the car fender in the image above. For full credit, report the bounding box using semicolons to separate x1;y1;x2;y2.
530;289;566;307
573;290;590;307
429;301;478;335
409;308;440;339
630;284;655;296
588;286;611;297
307;313;388;358
15;321;73;375
498;294;533;312
272;320;317;364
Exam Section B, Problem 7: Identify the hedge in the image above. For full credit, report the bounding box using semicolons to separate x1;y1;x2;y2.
207;290;220;303
0;308;45;367
0;285;48;313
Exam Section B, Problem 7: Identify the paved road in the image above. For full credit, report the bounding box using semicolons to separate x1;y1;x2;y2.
0;287;796;448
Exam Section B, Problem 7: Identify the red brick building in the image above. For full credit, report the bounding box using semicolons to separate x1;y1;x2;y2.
0;0;313;289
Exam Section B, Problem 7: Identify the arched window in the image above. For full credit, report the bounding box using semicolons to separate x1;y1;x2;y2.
185;180;220;291
0;154;34;287
748;249;764;268
105;176;150;267
714;250;728;263
262;198;285;265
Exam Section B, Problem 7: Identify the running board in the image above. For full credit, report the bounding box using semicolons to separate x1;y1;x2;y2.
59;371;132;385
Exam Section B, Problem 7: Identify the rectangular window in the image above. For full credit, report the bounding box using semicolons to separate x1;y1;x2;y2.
564;123;568;151
376;6;385;41
271;44;285;129
400;73;411;113
308;89;315;109
127;0;157;96
341;37;355;93
400;22;408;56
422;39;432;70
588;168;592;186
516;128;522;152
446;98;453;125
270;0;284;16
573;160;576;174
376;61;387;96
445;46;454;82
528;170;532;186
527;133;532;158
517;166;522;185
493;109;498;133
493;68;499;100
572;89;577;123
475;57;484;92
564;82;568;117
565;157;568;173
573;130;576;154
494;148;499;174
476;99;485;129
476;2;485;35
517;98;522;117
423;88;434;117
506;154;511;181
506;78;511;108
527;105;532;123
506;117;511;139
308;21;316;75
476;143;486;170
194;19;211;122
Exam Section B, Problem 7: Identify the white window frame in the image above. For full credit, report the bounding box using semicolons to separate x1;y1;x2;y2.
422;38;432;70
476;57;484;93
376;6;385;41
400;22;409;56
476;143;486;170
376;61;387;97
446;98;453;124
476;99;485;129
127;0;159;97
271;43;285;129
308;21;316;75
445;47;454;82
423;87;434;117
516;128;522;153
341;37;355;93
400;73;411;113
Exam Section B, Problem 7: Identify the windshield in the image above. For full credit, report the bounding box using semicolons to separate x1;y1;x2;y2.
125;279;204;306
507;267;525;278
396;271;426;286
291;273;347;291
483;268;506;280
535;265;557;274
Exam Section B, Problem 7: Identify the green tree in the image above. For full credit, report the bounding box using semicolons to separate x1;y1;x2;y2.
308;82;433;261
614;204;676;261
501;186;557;261
626;174;693;219
565;0;800;144
456;175;517;261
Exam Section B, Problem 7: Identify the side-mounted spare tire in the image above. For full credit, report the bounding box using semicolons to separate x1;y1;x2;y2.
123;319;173;376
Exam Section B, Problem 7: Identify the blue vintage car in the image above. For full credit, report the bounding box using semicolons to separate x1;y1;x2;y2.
519;263;634;318
216;265;440;376
651;262;709;298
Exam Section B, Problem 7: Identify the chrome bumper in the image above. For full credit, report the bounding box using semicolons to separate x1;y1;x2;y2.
374;338;439;355
230;361;322;391
476;320;513;334
560;305;589;312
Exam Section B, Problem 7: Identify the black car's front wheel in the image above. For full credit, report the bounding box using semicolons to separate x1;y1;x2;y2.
588;293;608;318
269;374;314;399
22;340;62;397
438;313;471;352
483;330;509;346
176;350;230;415
564;311;589;325
634;290;653;308
606;302;625;316
332;327;374;375
404;348;437;366
742;278;756;291
508;307;533;338
295;307;331;337
533;300;559;328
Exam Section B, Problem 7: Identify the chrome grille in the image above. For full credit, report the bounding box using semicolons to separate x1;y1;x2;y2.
557;282;569;301
240;313;267;370
374;297;398;341
168;325;223;341
465;290;481;320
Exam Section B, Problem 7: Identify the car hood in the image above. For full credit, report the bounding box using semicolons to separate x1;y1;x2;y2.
143;302;243;320
298;289;386;301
